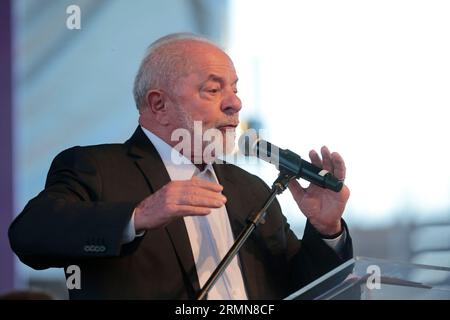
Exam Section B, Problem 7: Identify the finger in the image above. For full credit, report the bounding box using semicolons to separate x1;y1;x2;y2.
288;179;306;206
172;205;212;217
189;176;224;192
331;152;346;181
309;149;322;168
177;192;226;208
320;146;333;172
183;186;227;202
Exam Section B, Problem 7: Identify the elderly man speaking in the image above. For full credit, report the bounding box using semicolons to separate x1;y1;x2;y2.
9;33;352;300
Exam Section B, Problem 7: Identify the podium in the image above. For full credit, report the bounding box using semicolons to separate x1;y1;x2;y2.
285;256;450;300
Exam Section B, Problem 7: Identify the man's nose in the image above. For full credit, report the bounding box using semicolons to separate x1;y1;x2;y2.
221;90;242;114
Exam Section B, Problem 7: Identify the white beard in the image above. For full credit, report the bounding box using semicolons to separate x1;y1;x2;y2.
171;104;236;164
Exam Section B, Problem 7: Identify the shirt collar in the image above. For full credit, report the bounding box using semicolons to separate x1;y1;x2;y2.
140;126;214;180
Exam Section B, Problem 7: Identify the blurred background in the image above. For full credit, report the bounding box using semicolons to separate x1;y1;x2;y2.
1;0;450;299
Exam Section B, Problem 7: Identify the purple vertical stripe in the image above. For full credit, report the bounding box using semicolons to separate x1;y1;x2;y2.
0;0;14;294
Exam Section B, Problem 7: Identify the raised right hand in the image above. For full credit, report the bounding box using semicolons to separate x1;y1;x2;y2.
133;176;226;232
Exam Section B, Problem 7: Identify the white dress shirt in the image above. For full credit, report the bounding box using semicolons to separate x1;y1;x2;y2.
141;127;247;299
122;126;346;299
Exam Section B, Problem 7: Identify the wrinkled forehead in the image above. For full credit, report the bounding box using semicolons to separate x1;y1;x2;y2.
168;40;236;75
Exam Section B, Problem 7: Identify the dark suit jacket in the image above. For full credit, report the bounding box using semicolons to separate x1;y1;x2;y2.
9;127;352;299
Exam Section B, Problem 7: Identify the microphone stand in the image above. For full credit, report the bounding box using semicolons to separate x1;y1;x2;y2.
197;171;296;300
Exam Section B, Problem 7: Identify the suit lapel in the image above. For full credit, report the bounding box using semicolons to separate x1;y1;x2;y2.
213;163;262;299
126;127;200;297
212;164;247;232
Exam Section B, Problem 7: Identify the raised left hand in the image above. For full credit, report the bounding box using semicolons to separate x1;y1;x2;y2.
288;146;350;236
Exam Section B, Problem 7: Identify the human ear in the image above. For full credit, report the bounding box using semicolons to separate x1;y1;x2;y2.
145;90;169;125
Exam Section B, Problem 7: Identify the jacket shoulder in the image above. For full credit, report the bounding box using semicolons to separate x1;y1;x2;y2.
52;143;128;164
56;143;126;156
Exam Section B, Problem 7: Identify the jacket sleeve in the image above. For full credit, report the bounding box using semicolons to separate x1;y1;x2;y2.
8;147;138;270
285;218;353;294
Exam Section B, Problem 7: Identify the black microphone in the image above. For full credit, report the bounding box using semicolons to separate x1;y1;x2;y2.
238;134;343;192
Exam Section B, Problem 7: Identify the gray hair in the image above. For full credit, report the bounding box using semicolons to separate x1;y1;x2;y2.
133;33;220;110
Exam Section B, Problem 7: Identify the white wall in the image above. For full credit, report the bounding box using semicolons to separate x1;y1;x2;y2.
228;0;450;233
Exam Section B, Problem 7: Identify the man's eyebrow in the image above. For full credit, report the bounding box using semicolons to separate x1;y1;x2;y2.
204;74;239;84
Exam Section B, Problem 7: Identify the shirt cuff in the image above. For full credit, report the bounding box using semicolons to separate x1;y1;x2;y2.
321;228;347;253
121;209;145;244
